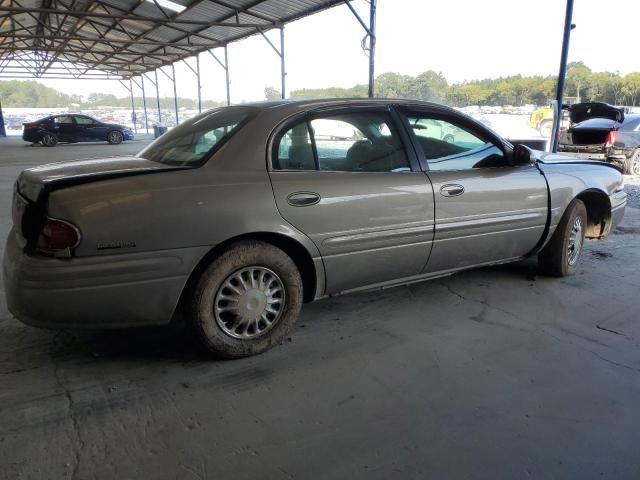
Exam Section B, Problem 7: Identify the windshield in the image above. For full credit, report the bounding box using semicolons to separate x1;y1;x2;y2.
137;107;257;166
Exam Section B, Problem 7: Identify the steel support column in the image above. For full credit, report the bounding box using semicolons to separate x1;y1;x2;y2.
208;47;231;106
259;28;285;98
129;79;137;133
158;65;180;126
551;0;575;153
140;75;149;134
345;0;377;98
171;64;179;124
224;46;231;105
154;70;161;125
280;28;285;99
196;54;202;112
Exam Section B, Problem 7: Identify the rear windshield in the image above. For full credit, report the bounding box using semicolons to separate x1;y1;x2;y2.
137;107;256;166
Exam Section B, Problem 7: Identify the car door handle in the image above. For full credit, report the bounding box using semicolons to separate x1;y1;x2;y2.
439;184;465;197
287;192;321;207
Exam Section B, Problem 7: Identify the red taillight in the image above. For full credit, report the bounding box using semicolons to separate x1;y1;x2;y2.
36;218;80;253
23;123;38;130
605;131;618;148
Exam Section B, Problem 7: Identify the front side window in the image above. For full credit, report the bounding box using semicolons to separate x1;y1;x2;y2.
137;107;256;166
406;115;507;170
274;111;410;173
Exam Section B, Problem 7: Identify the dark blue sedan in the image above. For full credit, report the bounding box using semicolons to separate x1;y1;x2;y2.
22;114;134;147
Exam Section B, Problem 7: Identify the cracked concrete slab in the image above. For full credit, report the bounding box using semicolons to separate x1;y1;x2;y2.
1;137;639;479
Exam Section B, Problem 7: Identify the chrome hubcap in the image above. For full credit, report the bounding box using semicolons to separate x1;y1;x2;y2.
43;134;54;145
109;132;121;142
214;267;285;339
567;216;584;266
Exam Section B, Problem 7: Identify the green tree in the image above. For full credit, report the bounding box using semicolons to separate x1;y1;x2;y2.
264;86;281;100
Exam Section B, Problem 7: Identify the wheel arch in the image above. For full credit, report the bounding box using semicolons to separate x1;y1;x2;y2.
575;188;612;239
174;231;319;318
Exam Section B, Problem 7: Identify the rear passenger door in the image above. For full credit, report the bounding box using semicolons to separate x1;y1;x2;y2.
400;108;548;273
269;108;435;294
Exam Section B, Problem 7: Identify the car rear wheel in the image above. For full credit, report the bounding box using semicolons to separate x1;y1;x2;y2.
41;133;58;147
190;240;303;358
623;150;640;175
538;199;587;277
107;130;124;145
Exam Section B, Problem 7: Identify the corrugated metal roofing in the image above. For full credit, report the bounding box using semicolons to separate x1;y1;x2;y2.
0;0;346;79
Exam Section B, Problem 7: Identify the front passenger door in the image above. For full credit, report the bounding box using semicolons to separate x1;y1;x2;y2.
401;110;548;274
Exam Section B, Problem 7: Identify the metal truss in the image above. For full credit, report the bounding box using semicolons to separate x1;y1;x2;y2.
0;0;346;80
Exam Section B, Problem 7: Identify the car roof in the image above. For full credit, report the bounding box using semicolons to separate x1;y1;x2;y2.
238;97;458;113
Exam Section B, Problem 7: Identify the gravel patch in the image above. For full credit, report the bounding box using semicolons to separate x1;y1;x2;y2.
624;174;640;209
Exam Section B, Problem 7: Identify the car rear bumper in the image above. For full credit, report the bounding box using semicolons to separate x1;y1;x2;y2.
559;145;633;166
22;131;41;143
3;229;209;329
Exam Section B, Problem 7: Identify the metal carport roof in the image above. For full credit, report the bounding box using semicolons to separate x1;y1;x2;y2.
0;0;348;80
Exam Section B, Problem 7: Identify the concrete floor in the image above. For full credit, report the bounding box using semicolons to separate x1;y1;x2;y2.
1;136;639;479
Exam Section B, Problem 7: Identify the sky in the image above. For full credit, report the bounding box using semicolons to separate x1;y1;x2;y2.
11;0;640;103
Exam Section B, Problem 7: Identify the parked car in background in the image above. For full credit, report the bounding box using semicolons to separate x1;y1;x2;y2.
22;114;134;146
5;99;626;358
558;102;640;174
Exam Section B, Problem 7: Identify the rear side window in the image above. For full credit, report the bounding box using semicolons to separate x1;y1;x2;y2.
137;107;256;166
54;116;73;124
75;116;96;125
274;111;410;173
276;123;315;170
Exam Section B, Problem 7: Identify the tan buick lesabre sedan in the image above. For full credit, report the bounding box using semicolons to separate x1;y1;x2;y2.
4;99;627;357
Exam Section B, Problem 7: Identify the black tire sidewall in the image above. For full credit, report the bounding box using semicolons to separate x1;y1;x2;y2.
560;201;586;275
42;133;57;146
540;199;587;276
624;151;640;175
191;241;303;358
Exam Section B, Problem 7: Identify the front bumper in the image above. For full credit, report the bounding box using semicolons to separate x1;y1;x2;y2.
123;130;135;140
610;190;626;232
3;229;208;329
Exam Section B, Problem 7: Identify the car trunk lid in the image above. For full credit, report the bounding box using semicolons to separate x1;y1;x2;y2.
567;102;625;124
16;156;188;202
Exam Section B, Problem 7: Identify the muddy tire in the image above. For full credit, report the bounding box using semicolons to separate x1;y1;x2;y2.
538;199;587;277
41;132;58;147
107;130;124;145
623;150;640;175
538;120;552;138
191;240;303;358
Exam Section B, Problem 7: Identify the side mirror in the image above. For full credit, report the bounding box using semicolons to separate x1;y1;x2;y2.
511;144;536;166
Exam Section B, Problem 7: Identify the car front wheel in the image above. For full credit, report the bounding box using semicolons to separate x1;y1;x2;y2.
538;199;587;277
191;240;303;358
107;130;124;144
41;133;58;147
